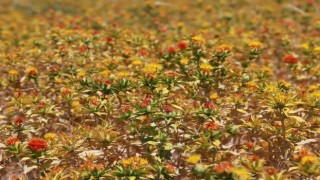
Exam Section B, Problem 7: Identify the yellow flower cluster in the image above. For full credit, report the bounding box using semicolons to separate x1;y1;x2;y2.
121;156;148;169
248;41;263;49
142;63;163;75
192;35;205;44
199;63;213;72
186;154;201;164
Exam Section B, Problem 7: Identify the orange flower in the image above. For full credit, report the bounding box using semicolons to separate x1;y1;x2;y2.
203;122;219;131
295;148;309;161
214;161;234;174
80;161;104;172
215;45;231;53
265;167;277;175
166;163;175;173
6;137;20;145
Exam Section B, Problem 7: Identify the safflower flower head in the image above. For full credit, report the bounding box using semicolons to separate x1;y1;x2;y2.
186;154;201;164
199;63;213;72
26;66;38;77
191;35;205;44
215;44;231;53
283;55;298;64
177;41;188;50
9;69;19;76
179;58;189;65
14;116;25;126
214;161;234;174
120;156;148;169
6;137;20;146
28;138;48;152
203;122;219;131
44;133;57;141
248;41;263;49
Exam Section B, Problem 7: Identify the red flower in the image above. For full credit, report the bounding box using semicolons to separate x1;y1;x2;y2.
163;105;174;112
121;105;132;112
302;60;310;65
93;30;99;35
141;99;150;107
36;102;46;108
307;0;315;5
14;116;25;126
145;94;153;100
204;101;215;109
249;155;260;161
28;138;48;152
79;46;87;53
168;46;176;53
165;71;176;78
104;79;112;85
6;138;20;145
177;41;188;50
138;49;148;56
266;167;277;175
50;65;60;72
14;91;23;98
106;37;113;43
244;141;254;149
283;55;298;64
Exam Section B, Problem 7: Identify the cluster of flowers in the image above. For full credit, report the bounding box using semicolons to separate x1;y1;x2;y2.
0;0;320;179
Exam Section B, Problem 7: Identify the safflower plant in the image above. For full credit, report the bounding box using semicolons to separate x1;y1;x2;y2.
0;0;320;179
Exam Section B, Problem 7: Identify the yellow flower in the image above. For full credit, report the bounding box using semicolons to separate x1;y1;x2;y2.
210;92;218;100
201;21;209;28
77;71;86;78
186;154;201;164
44;133;57;140
100;70;110;77
248;41;263;49
131;59;143;66
247;81;257;89
179;58;189;65
300;43;309;50
117;71;129;78
142;63;162;75
9;70;18;76
215;45;231;53
232;168;251;180
177;22;184;28
262;67;273;75
314;46;320;52
54;77;63;84
300;155;316;165
71;101;80;108
192;35;205;44
199;63;213;72
26;66;38;76
279;80;291;88
309;85;318;91
311;91;320;98
121;157;148;169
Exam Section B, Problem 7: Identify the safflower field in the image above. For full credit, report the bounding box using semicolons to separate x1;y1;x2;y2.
0;0;320;179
